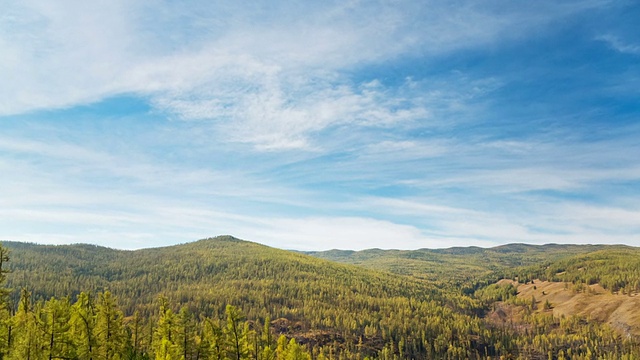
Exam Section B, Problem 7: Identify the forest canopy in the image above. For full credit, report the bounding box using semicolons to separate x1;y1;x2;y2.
1;238;639;359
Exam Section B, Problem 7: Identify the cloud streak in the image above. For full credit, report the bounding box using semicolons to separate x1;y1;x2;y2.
1;0;638;250
1;0;616;147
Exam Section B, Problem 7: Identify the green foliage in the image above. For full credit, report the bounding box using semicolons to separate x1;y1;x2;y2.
43;297;75;359
307;243;612;293
474;283;518;303
10;288;44;360
71;292;97;359
276;335;310;360
94;291;127;359
2;237;488;358
1;240;640;359
518;248;640;294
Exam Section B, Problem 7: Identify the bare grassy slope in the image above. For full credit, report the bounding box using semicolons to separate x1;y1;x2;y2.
513;280;640;337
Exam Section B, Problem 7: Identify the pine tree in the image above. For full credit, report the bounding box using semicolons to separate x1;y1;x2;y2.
224;305;249;360
285;338;311;360
153;296;179;360
276;336;311;360
44;297;74;360
128;310;143;358
0;244;11;357
176;306;196;360
9;288;44;360
94;291;126;360
260;316;275;360
71;292;97;360
203;317;225;360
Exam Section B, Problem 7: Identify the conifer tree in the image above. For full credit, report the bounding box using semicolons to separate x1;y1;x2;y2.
224;305;249;360
260;316;274;359
127;310;143;358
43;297;74;360
94;291;126;360
71;292;97;360
153;296;179;360
176;306;196;360
9;288;44;360
0;244;11;357
276;335;311;360
203;318;225;360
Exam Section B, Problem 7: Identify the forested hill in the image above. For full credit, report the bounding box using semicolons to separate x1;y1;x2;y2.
2;238;640;358
305;243;624;284
1;236;490;358
3;236;442;316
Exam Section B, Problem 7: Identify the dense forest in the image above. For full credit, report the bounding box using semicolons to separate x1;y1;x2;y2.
506;248;640;294
1;237;639;359
306;244;615;291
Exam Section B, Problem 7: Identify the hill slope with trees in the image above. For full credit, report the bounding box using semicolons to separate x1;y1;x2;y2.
306;244;613;281
1;237;488;358
0;237;639;359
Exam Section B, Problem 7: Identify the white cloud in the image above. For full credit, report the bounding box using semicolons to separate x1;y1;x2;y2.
597;35;640;55
0;136;111;163
231;215;504;251
361;197;477;217
0;0;610;149
2;0;636;252
348;193;640;248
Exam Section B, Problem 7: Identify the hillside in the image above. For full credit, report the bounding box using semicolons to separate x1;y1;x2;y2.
4;236;440;308
1;237;488;358
512;280;640;338
2;238;640;359
306;243;614;290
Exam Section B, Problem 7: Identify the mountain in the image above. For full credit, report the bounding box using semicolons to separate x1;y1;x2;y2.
2;237;640;359
4;236;437;311
306;243;621;286
1;237;486;358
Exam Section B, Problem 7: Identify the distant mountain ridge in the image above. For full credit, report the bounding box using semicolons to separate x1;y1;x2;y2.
305;242;627;283
3;238;630;287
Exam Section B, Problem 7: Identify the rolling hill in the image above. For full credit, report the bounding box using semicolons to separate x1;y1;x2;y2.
1;237;639;359
1;237;487;358
306;243;622;287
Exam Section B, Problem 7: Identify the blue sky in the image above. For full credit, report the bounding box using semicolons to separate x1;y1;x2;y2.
1;0;639;250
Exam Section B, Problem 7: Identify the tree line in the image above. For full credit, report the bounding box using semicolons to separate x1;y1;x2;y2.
0;288;316;360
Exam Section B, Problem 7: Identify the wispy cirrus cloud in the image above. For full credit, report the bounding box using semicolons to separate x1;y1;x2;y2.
1;0;614;150
352;195;640;246
597;35;640;55
1;0;639;250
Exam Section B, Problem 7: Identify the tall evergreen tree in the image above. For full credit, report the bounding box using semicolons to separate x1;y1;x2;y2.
153;296;179;360
175;307;196;360
94;291;126;360
224;305;249;360
9;289;44;360
43;297;74;360
71;292;97;360
128;310;143;358
203;318;224;360
0;244;11;358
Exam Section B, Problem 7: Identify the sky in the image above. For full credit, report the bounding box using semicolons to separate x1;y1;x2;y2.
1;0;639;251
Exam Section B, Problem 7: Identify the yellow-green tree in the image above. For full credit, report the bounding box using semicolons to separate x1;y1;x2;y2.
0;244;11;357
94;291;126;359
224;305;250;360
153;296;179;360
43;297;74;359
9;289;44;360
71;292;97;359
